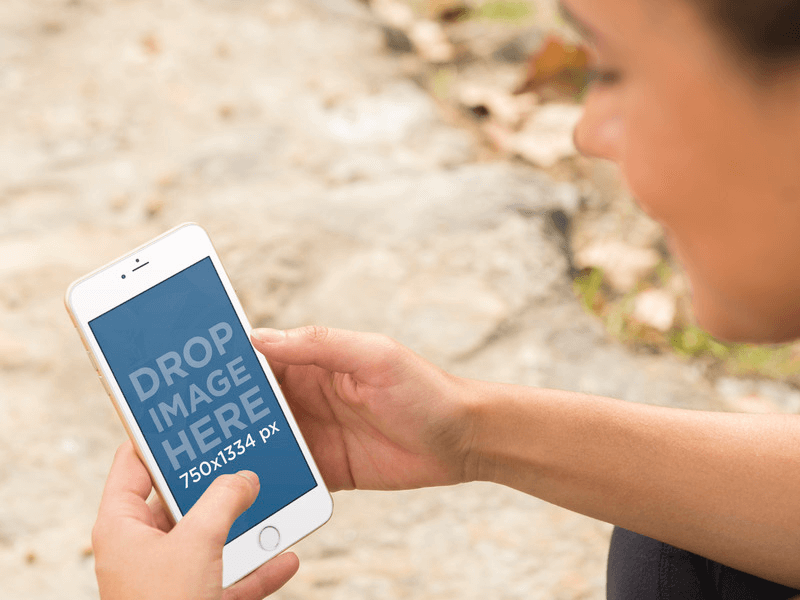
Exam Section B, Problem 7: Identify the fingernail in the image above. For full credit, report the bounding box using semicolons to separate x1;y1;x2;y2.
236;470;260;487
252;328;285;343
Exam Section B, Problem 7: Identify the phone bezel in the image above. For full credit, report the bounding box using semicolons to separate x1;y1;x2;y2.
66;223;333;587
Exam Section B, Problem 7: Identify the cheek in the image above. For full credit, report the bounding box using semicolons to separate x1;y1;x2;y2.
617;87;730;301
620;92;707;225
617;74;742;259
617;81;800;341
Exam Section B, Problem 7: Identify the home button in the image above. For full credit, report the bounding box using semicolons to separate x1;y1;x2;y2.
258;526;280;551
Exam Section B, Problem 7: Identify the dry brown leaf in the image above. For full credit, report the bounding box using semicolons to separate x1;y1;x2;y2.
424;0;468;19
514;35;594;99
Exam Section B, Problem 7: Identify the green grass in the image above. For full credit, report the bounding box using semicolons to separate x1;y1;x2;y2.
473;1;534;22
728;344;798;379
669;326;729;359
430;66;456;100
573;267;800;382
573;267;604;313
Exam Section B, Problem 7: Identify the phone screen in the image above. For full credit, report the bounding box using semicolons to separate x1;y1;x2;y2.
89;257;317;542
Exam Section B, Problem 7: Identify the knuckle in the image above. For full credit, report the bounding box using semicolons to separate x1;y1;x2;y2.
90;523;103;552
90;520;113;560
94;558;110;582
371;334;407;369
374;333;403;357
300;325;330;345
114;440;131;460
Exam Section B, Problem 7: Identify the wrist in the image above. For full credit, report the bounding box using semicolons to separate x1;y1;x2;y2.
428;374;496;486
461;381;560;489
459;379;512;485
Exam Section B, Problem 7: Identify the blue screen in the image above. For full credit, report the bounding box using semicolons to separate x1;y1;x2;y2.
90;257;317;542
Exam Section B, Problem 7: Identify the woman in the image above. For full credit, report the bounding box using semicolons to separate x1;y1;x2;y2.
93;0;800;598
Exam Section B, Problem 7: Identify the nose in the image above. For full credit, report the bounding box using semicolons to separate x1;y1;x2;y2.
573;91;622;162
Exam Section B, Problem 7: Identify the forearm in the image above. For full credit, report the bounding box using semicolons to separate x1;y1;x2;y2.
465;381;800;588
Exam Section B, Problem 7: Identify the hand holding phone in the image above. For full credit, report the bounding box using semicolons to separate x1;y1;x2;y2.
250;326;475;492
93;441;299;600
67;224;332;587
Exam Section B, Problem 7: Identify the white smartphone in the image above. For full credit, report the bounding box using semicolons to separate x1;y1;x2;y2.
66;223;332;587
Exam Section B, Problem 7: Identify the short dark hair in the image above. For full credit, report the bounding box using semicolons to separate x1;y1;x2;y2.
696;0;800;69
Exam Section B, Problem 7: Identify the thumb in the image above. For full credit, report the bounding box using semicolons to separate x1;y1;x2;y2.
251;325;400;377
175;471;260;547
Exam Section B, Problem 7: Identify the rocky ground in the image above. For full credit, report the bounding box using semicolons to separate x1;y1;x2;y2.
2;1;799;599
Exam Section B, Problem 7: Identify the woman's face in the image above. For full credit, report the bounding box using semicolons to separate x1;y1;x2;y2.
569;0;800;343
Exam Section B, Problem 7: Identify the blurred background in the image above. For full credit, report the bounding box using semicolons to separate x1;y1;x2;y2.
3;0;800;598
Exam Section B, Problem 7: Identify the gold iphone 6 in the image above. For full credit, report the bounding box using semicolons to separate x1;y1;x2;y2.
66;223;332;587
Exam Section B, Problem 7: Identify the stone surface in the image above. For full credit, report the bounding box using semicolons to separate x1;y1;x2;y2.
0;1;787;600
511;104;584;168
575;239;662;293
716;377;800;414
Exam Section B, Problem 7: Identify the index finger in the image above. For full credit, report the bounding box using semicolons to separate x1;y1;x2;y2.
97;440;154;521
251;326;400;379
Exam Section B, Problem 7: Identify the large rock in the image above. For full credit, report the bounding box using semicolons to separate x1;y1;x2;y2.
278;165;577;361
